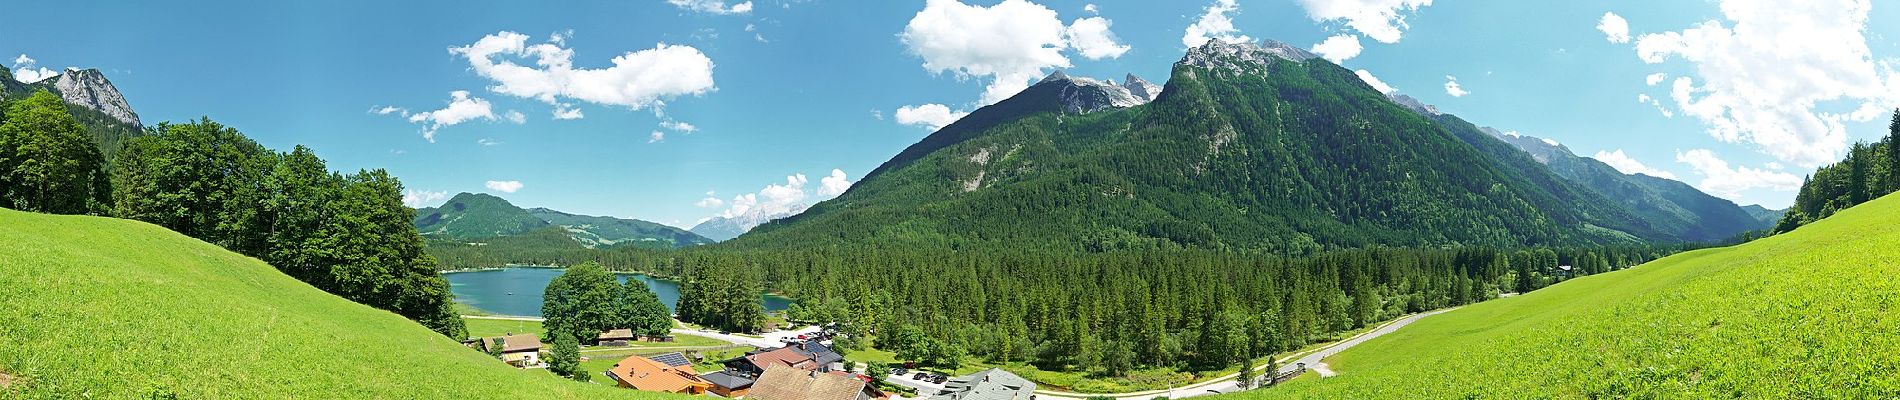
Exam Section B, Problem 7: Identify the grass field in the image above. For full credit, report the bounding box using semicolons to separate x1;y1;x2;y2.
1224;194;1900;399
0;209;686;399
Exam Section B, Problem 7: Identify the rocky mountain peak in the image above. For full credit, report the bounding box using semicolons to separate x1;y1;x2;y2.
1121;74;1162;102
1179;39;1319;74
1035;70;1147;114
50;68;141;127
1387;94;1441;116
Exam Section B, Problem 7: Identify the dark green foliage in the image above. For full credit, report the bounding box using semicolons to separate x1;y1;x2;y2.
733;48;1666;253
414;192;711;248
548;332;582;380
0;91;110;214
541;263;625;340
487;337;506;360
674;260;766;333
622;279;673;338
108;118;464;339
529;207;713;248
414;192;554;240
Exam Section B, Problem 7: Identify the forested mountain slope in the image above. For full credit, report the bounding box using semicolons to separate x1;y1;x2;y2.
0;208;681;399
1226;192;1900;399
415;192;710;248
735;40;1665;252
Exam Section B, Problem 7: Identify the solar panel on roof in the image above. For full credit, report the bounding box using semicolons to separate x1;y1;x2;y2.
649;352;691;367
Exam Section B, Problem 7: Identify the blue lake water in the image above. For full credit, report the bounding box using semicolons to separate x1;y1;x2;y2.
443;266;791;317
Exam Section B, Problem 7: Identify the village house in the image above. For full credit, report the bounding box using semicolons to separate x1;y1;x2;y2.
479;334;543;368
596;329;636;347
930;368;1036;400
699;370;756;398
606;353;711;394
721;339;846;376
746;365;887;400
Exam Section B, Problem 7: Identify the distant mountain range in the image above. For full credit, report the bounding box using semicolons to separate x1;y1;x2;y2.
413;192;711;248
690;203;809;242
726;40;1777;251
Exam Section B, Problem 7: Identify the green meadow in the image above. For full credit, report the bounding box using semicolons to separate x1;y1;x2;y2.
0;209;686;399
1225;194;1900;399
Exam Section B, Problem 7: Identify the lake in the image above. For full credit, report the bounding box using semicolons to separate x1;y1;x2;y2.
443;267;792;317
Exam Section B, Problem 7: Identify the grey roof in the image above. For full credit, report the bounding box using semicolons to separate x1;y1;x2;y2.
789;340;844;366
700;370;756;389
930;368;1036;400
648;352;692;368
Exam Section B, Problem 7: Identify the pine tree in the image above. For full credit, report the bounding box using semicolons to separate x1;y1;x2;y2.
1236;357;1256;390
1887;109;1900;191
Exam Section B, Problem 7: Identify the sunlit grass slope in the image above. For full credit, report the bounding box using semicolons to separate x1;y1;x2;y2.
0;208;683;399
1228;193;1900;399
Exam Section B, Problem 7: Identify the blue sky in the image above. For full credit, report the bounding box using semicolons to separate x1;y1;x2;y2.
6;0;1898;226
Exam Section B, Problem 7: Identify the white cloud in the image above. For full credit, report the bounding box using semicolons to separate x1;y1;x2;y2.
1443;75;1468;97
649;130;666;143
895;103;970;131
1084;3;1098;13
504;110;526;124
9;54;60;84
710;174;810;220
1295;0;1433;44
406;91;497;142
696;191;725;208
402;190;449;208
552;104;585;120
1598;12;1631;44
1675;148;1803;199
1182;0;1252;48
666;0;753;14
477;138;502;146
660;120;698;133
870;109;885;120
485;180;524;193
1638;93;1674;118
452;31;716;114
1312;34;1364;64
1645;73;1667;86
818;169;853;197
1355;69;1395;94
1592;149;1678;180
1633;0;1895;166
903;0;1126;105
369;106;410;117
1065;17;1130;60
1542;138;1561;146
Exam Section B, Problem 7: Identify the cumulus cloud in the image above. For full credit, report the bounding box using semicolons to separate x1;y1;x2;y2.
1638;93;1674;118
902;0;1128;105
1597;12;1631;44
504;110;526;124
1182;0;1252;48
1592;149;1678;180
451;31;716;116
1443;75;1468;97
1312;34;1364;64
9;54;60;83
407;91;497;142
370;106;410;117
1355;69;1396;94
402;190;449;208
696;191;725;208
649;130;666;143
485;180;524;193
552;104;585;120
1632;0;1896;166
666;0;753;14
818;169;853;197
1675;148;1802;199
895;103;970;131
1295;0;1433;44
1065;17;1130;60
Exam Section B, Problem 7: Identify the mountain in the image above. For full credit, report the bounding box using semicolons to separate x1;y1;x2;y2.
1469;125;1773;242
1741;204;1785;226
690;203;809;241
0;208;676;399
413;192;709;248
1;66;145;160
1225;193;1900;399
735;40;1674;251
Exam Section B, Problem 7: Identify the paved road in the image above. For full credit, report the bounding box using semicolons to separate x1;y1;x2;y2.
669;325;821;348
1029;308;1456;400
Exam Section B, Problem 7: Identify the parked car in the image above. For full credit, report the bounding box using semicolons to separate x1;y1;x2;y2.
890;367;908;376
912;372;928;380
930;374;948;384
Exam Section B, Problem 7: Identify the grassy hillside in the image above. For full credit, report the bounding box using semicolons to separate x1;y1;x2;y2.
0;208;682;399
1225;194;1900;398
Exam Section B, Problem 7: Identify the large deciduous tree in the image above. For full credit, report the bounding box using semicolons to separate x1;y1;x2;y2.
0;91;110;214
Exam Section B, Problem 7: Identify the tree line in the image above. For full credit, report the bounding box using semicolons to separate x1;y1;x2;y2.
1776;109;1900;232
539;262;672;381
0;90;465;339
